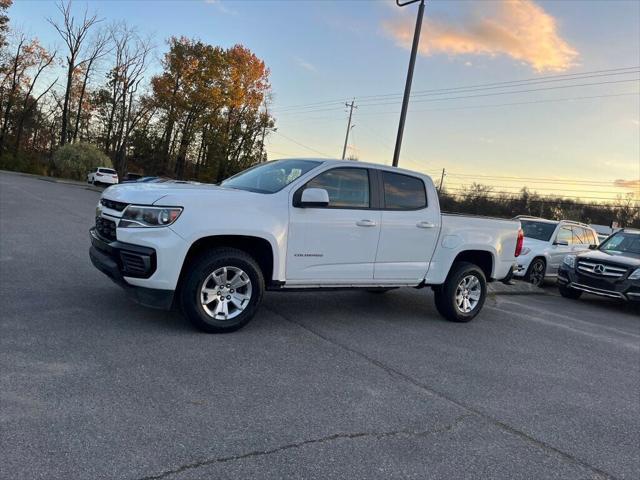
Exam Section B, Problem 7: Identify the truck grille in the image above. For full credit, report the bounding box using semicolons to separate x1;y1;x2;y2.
577;260;628;278
95;217;117;242
101;198;129;212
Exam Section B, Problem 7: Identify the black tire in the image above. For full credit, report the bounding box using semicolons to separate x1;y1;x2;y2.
526;258;546;288
558;284;582;299
433;262;487;323
366;287;398;294
179;248;264;333
93;180;99;186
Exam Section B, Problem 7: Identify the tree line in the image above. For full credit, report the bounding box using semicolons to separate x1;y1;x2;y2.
0;0;637;227
0;0;273;182
439;184;639;228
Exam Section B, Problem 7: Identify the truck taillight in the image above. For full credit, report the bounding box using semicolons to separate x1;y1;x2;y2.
515;228;524;257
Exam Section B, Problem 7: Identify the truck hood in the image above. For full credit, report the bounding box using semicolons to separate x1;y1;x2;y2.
103;182;252;206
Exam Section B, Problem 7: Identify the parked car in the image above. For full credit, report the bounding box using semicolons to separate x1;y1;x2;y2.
558;229;640;302
89;159;523;333
120;173;143;183
513;216;599;287
590;223;622;243
121;176;168;184
87;167;118;186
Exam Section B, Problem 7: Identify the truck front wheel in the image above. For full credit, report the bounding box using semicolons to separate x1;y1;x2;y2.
180;248;264;333
433;262;487;323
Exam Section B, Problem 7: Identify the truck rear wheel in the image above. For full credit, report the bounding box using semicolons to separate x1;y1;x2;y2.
433;262;487;323
179;248;264;333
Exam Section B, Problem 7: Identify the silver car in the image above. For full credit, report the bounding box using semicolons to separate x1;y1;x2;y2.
513;217;599;287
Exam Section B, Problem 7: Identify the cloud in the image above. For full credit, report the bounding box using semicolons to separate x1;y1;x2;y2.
294;57;317;73
614;179;640;190
204;0;237;15
382;0;578;72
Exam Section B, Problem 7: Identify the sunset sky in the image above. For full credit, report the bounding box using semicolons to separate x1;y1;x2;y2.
11;0;640;201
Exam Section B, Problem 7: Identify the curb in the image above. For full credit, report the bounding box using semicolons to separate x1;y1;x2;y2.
1;169;104;193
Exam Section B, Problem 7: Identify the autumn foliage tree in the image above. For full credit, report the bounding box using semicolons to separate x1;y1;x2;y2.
149;37;274;181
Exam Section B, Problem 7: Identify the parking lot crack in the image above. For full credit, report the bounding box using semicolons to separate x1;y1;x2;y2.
265;305;619;480
135;415;473;480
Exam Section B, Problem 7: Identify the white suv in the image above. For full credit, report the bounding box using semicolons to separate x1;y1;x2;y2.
514;217;599;287
87;167;119;186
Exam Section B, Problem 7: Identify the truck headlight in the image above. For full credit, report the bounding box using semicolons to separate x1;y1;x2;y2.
119;205;182;228
629;268;640;280
563;255;576;269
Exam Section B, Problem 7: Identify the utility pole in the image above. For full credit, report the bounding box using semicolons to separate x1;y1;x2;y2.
392;0;426;168
438;168;446;192
342;99;357;160
259;107;276;162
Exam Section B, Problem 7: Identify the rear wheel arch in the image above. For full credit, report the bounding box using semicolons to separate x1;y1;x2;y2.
451;250;494;280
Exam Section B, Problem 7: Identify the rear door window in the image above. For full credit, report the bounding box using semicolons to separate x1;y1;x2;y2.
556;226;573;244
382;171;427;210
572;227;588;244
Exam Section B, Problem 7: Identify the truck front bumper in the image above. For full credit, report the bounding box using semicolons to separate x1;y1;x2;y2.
89;228;174;309
558;265;640;302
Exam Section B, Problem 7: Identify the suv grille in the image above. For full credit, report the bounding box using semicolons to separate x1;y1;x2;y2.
577;260;628;278
95;217;117;242
101;198;129;212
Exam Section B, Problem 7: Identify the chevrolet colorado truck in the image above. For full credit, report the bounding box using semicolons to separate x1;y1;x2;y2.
89;159;523;333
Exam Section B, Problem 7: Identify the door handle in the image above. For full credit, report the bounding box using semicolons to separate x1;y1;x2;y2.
417;221;436;229
356;219;377;227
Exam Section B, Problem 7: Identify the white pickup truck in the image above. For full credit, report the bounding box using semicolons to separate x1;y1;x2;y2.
90;159;523;332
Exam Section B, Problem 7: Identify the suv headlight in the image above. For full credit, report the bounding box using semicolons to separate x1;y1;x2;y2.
119;205;183;228
563;254;576;269
629;268;640;280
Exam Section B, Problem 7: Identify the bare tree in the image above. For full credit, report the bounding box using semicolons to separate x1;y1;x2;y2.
47;0;102;145
100;23;153;172
71;28;109;142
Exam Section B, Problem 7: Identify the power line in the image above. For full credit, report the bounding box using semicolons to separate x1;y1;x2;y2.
272;131;333;158
275;79;639;117
443;173;627;186
444;185;635;195
271;91;639;122
273;66;640;113
443;188;634;202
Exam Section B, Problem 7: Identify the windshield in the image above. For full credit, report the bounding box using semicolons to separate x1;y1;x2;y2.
520;220;558;241
99;168;116;174
599;232;640;257
221;159;322;193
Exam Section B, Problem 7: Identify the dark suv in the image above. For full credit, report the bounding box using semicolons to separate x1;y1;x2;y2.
558;229;640;302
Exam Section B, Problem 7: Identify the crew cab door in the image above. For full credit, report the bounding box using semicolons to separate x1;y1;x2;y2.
286;167;380;283
373;170;439;281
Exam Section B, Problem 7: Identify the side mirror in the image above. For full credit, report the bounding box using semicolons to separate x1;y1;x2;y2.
554;240;569;246
588;244;598;250
300;188;329;208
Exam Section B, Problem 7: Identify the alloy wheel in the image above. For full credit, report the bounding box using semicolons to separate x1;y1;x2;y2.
455;274;482;313
200;266;252;320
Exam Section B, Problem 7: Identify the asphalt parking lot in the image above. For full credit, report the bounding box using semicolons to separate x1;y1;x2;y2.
1;170;638;480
